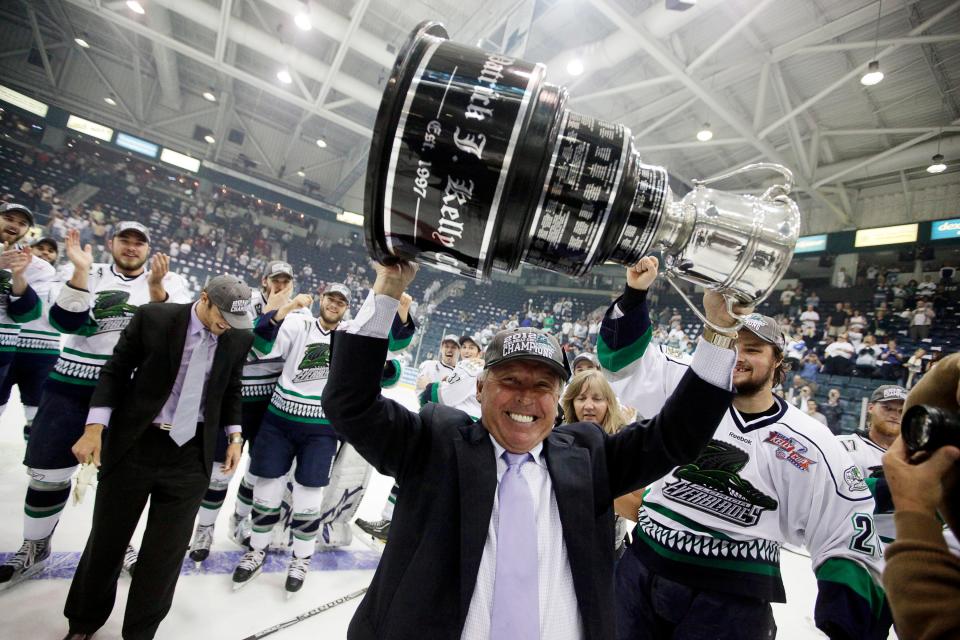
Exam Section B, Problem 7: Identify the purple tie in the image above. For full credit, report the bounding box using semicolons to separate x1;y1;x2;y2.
490;451;539;640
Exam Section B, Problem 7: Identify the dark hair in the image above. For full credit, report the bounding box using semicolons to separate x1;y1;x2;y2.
773;346;789;386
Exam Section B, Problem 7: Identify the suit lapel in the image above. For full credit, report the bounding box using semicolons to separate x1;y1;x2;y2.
454;421;496;623
544;431;596;626
168;304;192;373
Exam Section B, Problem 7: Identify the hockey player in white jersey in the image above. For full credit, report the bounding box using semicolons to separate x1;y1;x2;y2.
0;224;190;591
415;333;459;392
0;237;62;442
356;332;480;545
0;203;57;392
602;257;891;640
188;260;308;563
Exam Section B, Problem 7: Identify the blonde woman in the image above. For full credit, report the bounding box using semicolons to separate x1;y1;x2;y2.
561;370;644;556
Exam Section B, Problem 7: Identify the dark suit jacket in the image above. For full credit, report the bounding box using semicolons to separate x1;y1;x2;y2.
323;331;734;640
91;302;253;476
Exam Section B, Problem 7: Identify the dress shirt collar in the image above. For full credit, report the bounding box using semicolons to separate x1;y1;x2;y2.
190;301;214;340
489;433;546;469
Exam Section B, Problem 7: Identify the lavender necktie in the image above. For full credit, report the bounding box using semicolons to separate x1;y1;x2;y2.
490;451;539;640
169;331;212;446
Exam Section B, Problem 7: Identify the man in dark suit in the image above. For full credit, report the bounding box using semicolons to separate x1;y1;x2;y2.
323;261;743;640
62;275;255;640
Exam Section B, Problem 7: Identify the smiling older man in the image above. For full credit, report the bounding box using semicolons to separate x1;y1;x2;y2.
322;261;739;640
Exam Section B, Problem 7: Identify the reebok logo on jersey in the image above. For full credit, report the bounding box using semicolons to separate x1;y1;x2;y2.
843;466;868;492
764;431;816;472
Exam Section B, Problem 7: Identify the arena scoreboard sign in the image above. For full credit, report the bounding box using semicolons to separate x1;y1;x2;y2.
854;223;918;248
66;114;113;142
794;234;827;253
930;218;960;241
116;132;159;158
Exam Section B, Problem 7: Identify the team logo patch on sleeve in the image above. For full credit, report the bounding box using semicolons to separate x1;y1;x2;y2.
843;466;868;492
764;430;817;472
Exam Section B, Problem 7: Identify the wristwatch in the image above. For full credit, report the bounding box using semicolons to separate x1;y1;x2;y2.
227;433;244;446
703;326;738;349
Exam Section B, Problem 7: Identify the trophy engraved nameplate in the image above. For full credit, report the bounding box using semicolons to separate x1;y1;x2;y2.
365;21;800;318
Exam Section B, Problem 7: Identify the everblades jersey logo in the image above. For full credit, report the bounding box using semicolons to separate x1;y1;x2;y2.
843;466;868;492
92;290;138;331
764;430;817;472
293;342;330;383
662;439;778;527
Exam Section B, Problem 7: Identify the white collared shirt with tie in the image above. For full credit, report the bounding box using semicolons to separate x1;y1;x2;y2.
461;437;584;640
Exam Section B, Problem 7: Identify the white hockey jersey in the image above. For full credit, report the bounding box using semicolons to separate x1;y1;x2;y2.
423;357;482;419
598;292;891;636
254;314;334;427
48;263;190;388
417;359;455;387
12;267;62;357
0;256;57;356
241;289;310;401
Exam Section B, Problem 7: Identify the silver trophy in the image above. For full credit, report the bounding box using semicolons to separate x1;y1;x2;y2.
364;22;800;328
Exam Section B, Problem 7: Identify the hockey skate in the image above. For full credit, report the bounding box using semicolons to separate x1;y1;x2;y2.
232;549;266;590
122;544;138;577
0;536;51;591
284;555;311;598
188;524;214;565
316;522;352;552
227;513;251;549
353;518;389;552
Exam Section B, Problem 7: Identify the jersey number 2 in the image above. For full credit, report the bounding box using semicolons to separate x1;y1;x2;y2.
849;513;878;555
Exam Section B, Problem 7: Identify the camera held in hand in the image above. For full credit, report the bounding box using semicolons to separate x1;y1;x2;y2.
902;404;960;454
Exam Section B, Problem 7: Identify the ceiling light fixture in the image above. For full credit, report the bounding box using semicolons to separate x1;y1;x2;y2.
277;68;293;84
126;0;145;15
203;134;216;144
860;1;884;86
566;58;584;76
202;87;217;102
316;138;327;148
295;2;312;31
696;123;713;142
296;167;306;177
74;34;90;48
926;153;947;174
104;95;117;106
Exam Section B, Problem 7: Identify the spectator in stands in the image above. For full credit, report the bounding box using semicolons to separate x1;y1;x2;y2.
798;352;822;383
805;399;828;426
832;267;851;288
791;384;814;409
848;309;867;337
855;335;881;377
909;302;935;340
916;274;937;299
873;275;891;310
805;290;820;309
826;302;848;338
821;388;844;435
823;332;855;375
904;347;926;389
800;303;820;334
865;264;879;284
879;339;904;381
779;285;796;316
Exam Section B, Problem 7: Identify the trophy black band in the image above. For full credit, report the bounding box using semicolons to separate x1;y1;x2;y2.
365;22;801;329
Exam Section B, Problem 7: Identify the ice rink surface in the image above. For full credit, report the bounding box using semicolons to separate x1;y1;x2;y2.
0;384;893;639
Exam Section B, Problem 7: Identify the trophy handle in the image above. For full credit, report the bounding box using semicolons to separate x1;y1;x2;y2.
693;162;794;200
663;271;750;334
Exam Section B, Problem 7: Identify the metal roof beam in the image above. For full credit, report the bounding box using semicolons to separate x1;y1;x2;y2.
24;4;57;88
60;0;372;137
822;127;960;136
759;1;960;139
684;0;776;73
570;76;677;105
214;0;233;63
790;34;960;55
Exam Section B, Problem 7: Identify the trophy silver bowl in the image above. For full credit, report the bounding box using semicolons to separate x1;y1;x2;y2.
365;22;800;325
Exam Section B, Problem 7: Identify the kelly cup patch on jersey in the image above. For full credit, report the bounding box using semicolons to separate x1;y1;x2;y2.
764;431;817;472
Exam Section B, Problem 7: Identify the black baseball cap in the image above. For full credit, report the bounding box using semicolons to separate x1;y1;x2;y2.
205;275;253;329
31;236;58;252
0;202;34;227
484;328;570;381
322;282;351;305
